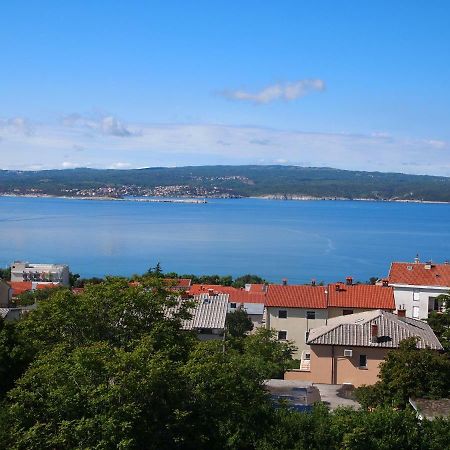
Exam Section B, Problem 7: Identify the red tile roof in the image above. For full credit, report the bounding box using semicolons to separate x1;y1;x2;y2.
36;283;61;290
388;262;450;287
246;284;267;293
228;291;266;304
9;281;32;296
327;283;395;310
266;285;327;309
189;284;240;296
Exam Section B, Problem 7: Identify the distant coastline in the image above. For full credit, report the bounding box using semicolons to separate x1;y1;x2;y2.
1;193;449;205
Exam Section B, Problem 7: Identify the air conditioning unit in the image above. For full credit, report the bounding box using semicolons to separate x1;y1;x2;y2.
344;349;353;357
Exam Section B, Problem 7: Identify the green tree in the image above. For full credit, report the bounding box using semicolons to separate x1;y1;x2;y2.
0;266;11;281
355;338;450;409
232;274;266;288
427;293;450;352
226;308;254;338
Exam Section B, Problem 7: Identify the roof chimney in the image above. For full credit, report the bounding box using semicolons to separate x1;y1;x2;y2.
208;288;214;296
371;323;379;343
335;283;340;292
311;279;316;286
397;309;406;318
414;254;420;264
424;261;433;270
382;278;389;287
282;278;288;286
346;276;353;286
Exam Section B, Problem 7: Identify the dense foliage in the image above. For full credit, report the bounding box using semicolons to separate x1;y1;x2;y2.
0;279;449;449
1;165;450;201
355;338;450;409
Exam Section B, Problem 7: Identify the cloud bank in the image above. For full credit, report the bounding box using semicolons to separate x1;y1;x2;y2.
221;79;326;104
0;115;449;177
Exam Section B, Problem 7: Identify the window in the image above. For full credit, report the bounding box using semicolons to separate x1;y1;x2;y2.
277;330;287;340
429;297;445;313
343;309;354;316
230;303;237;309
359;354;367;368
306;311;316;320
305;331;310;343
413;306;420;318
413;291;420;301
278;310;288;319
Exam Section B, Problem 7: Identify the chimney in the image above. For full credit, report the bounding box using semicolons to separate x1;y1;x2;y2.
382;278;389;287
311;279;316;286
424;261;433;270
335;283;340;292
282;278;288;286
208;288;214;296
371;323;379;343
346;276;353;286
397;309;406;317
444;260;449;265
414;254;420;264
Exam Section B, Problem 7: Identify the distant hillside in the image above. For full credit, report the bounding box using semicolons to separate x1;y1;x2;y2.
1;165;450;202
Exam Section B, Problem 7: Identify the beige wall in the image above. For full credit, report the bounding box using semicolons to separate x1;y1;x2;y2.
0;280;11;307
266;307;327;357
285;344;389;387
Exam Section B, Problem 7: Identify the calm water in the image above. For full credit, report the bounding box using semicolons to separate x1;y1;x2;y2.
1;196;449;283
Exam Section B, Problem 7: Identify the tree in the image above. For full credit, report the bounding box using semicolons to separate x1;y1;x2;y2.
147;262;164;277
355;338;450;409
232;274;266;288
427;293;450;352
68;271;80;287
226;308;254;338
0;266;11;281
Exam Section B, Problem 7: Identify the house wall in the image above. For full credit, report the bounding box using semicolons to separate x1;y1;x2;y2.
285;345;389;387
0;280;11;307
328;307;374;319
391;285;448;319
266;307;328;357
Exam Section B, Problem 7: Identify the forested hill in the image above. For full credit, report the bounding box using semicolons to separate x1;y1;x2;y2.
1;165;450;202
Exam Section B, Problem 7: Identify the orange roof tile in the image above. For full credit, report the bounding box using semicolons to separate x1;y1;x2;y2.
327;283;395;309
189;284;241;296
266;285;327;308
227;291;266;304
388;262;450;287
9;281;32;296
36;283;61;290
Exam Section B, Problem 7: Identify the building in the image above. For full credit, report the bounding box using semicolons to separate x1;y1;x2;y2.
180;293;229;340
227;290;267;330
0;307;23;321
409;398;450;421
265;284;328;357
285;309;442;387
10;261;70;286
388;259;450;319
265;281;395;358
0;279;12;307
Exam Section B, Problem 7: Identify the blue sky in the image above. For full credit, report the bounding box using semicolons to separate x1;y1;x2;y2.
1;1;450;174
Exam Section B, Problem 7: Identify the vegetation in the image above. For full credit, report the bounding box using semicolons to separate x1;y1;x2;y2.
427;293;450;351
355;338;450;409
0;278;448;448
0;267;11;281
1;165;450;201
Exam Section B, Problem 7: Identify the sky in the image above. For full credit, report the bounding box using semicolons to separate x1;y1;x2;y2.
1;1;450;175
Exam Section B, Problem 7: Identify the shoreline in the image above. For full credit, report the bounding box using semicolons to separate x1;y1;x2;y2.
0;193;449;204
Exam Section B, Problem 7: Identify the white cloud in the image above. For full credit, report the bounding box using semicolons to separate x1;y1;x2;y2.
221;79;325;104
0;116;33;135
0;115;449;176
62;113;139;137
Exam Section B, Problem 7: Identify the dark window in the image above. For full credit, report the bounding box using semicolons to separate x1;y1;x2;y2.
230;303;237;309
305;331;310;343
277;330;287;340
306;311;316;320
359;354;367;367
343;309;354;315
278;310;288;319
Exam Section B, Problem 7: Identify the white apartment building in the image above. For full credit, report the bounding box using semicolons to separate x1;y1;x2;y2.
10;261;70;286
388;260;450;320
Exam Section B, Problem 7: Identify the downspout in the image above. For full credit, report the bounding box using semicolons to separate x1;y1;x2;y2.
331;345;335;384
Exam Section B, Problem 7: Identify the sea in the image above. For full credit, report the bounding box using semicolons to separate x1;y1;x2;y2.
1;196;449;284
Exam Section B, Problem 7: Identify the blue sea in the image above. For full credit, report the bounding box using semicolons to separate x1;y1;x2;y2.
1;196;449;283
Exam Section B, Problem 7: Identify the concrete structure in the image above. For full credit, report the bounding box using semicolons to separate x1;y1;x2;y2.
388;260;450;319
0;279;12;307
265;282;395;358
0;307;22;321
11;261;70;286
409;398;450;421
285;309;442;387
